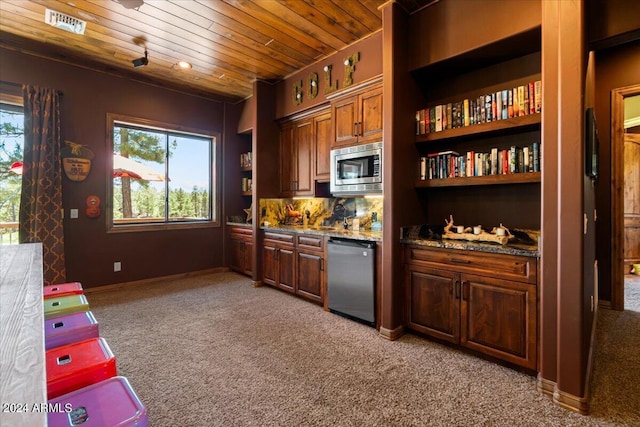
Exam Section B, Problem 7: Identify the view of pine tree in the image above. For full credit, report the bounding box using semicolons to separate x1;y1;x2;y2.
0;109;24;238
114;127;167;218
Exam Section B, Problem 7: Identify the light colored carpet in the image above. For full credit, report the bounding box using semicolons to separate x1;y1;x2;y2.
625;275;640;312
86;272;639;426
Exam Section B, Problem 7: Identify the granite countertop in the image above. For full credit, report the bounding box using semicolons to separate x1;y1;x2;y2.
226;222;251;227
401;226;540;258
260;224;383;242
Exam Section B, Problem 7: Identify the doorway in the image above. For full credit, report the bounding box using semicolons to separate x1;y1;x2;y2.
612;86;640;311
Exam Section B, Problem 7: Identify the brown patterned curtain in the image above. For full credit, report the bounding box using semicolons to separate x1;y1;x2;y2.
19;85;66;286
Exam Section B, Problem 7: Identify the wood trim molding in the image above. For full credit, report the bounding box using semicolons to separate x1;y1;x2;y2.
379;325;404;341
325;75;383;101
553;387;590;415
82;267;226;294
536;375;556;396
611;83;640;311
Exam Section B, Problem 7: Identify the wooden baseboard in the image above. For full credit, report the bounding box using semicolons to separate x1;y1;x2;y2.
536;375;556;396
553;387;590;415
379;325;404;341
83;267;227;294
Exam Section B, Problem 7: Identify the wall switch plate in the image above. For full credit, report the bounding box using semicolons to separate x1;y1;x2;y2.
70;209;79;219
114;261;121;272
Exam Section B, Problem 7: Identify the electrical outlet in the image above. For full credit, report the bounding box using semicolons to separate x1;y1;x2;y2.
114;261;121;272
70;209;79;219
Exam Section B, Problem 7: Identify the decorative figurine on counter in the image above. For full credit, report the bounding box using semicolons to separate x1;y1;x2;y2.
443;215;513;245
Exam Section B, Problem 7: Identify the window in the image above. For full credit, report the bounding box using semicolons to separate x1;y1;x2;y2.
107;114;219;231
0;102;24;244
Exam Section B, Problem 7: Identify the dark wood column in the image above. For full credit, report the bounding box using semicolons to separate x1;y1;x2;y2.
541;0;592;414
379;1;422;339
251;80;280;286
537;0;560;397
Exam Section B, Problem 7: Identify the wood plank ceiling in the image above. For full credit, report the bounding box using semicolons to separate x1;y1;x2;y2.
0;0;431;102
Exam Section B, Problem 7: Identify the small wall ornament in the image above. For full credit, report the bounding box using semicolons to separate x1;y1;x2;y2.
62;141;94;182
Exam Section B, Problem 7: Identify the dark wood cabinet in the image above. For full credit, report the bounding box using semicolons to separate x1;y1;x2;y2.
280;120;313;197
228;226;253;276
262;231;295;293
296;234;325;304
331;83;383;148
314;112;332;182
280;108;331;195
404;245;537;370
406;264;459;344
261;231;326;305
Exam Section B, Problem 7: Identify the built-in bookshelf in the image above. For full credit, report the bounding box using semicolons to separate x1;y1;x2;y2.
411;34;542;230
240;151;252;196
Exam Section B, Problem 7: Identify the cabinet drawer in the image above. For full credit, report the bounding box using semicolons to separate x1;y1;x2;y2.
230;226;252;239
297;234;324;252
405;246;536;284
264;231;294;246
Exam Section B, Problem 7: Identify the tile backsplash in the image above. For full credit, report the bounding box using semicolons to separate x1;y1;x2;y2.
260;197;383;230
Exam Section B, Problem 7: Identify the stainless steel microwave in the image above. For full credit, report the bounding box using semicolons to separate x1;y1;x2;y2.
330;141;382;195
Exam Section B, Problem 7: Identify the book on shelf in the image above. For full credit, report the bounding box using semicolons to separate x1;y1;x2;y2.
413;80;542;136
240;152;252;168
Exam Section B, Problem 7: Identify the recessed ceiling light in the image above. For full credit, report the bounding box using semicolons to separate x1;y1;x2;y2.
177;61;192;69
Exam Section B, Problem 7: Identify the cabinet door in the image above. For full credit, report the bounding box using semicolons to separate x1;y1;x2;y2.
277;248;296;293
460;274;536;370
332;95;358;147
358;86;383;144
262;244;278;286
295;120;313;195
405;265;459;344
243;240;253;276
280;124;295;196
229;238;244;273
297;250;323;304
314;112;332;182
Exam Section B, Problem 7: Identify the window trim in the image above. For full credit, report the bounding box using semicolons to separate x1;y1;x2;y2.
106;113;220;233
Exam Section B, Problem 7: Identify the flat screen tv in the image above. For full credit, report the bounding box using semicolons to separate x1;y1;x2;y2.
585;107;599;180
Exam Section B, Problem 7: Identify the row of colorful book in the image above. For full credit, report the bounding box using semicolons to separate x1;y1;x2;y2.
240;151;252;168
419;143;541;180
416;81;542;135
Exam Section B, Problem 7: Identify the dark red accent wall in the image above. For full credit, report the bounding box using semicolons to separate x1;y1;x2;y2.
0;47;231;288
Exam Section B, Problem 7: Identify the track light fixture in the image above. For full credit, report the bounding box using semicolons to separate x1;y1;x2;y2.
132;49;148;68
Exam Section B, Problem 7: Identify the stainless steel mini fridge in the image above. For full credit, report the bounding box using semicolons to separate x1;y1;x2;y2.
326;238;376;326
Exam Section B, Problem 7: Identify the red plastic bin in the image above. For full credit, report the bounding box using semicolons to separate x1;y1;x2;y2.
46;337;117;400
44;282;83;299
48;376;148;427
45;311;99;350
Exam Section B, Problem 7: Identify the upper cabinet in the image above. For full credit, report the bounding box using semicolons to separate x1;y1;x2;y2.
314;112;332;183
331;83;383;148
280;119;313;197
279;108;332;196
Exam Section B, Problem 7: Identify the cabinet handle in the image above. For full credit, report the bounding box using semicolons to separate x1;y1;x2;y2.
358;122;363;136
320;258;324;271
275;248;279;261
450;258;471;264
462;281;469;301
454;280;460;298
354;122;358;137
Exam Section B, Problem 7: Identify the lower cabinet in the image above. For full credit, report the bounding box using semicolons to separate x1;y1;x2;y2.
405;245;537;370
296;234;325;304
229;226;253;276
262;231;325;305
262;232;295;293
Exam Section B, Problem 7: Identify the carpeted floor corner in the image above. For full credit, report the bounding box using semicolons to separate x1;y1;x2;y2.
86;272;640;426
